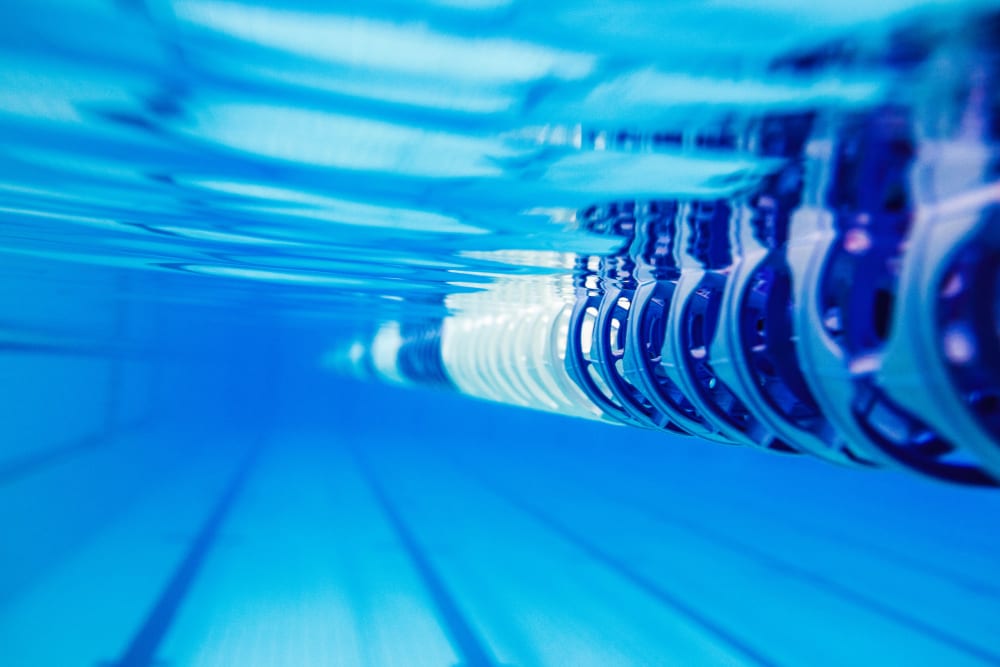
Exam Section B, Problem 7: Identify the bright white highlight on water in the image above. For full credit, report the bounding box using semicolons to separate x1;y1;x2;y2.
581;69;886;112
189;103;519;178
174;1;595;84
186;179;486;235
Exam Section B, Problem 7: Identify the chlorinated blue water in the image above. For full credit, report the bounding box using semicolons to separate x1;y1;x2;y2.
2;1;1000;665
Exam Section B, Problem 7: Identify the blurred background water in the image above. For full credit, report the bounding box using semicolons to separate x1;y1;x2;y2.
3;1;1000;665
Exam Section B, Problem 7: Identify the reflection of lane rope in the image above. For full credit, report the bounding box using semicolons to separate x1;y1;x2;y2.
340;23;1000;486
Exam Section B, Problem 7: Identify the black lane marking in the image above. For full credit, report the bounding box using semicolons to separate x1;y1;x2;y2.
0;433;105;486
106;446;259;667
441;452;780;667
348;446;500;667
0;340;143;359
105;285;127;431
610;495;1000;666
735;507;1000;600
547;452;1000;600
454;450;1000;666
0;419;153;487
558;452;1000;600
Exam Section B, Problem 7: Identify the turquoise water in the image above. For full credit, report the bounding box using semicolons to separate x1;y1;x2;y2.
2;0;986;323
3;1;1000;665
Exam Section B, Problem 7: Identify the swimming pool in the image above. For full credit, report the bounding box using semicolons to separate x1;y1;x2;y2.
2;1;1000;665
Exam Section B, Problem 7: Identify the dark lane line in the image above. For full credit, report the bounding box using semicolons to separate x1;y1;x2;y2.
0;418;153;487
605;490;1000;665
0;340;142;358
0;433;106;486
107;443;261;667
348;445;501;667
724;505;1000;600
550;449;1000;600
439;451;779;667
449;448;1000;666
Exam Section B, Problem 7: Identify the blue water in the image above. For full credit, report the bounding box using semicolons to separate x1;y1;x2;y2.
3;1;1000;665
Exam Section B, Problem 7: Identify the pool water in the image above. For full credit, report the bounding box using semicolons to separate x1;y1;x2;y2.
2;1;1000;665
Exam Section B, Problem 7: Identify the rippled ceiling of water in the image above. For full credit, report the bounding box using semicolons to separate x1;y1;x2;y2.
0;0;989;323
